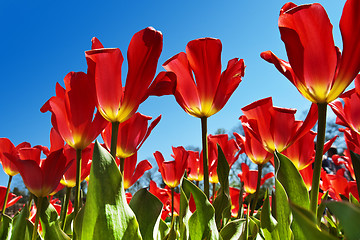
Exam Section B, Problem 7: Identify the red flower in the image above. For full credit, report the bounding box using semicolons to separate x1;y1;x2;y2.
299;164;313;191
163;38;245;118
240;97;317;154
229;187;248;218
86;27;168;123
154;146;188;189
102;112;161;159
261;0;360;103
41;72;108;150
207;134;241;183
186;150;203;182
123;153;152;190
0;138;30;176
0;186;22;209
13;148;72;197
238;163;274;194
330;75;360;134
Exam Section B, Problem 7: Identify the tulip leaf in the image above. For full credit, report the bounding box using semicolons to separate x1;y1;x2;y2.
290;202;337;240
326;201;360;240
158;220;169;240
261;190;279;240
182;178;219;240
274;151;309;239
219;219;245;240
213;144;231;229
179;183;191;240
274;178;292;240
11;204;38;240
317;191;329;224
74;141;141;240
129;188;163;240
349;193;359;206
0;214;12;240
350;151;360;197
37;197;70;240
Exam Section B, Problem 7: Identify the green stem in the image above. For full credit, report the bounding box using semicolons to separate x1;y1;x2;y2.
201;117;209;199
28;194;34;214
212;183;216;202
120;157;125;175
171;188;174;223
1;175;13;218
74;149;82;216
237;181;244;219
310;103;327;215
250;164;263;216
60;186;72;230
110;121;120;160
32;197;43;240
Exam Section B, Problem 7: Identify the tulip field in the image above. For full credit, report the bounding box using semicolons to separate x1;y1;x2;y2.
1;0;360;239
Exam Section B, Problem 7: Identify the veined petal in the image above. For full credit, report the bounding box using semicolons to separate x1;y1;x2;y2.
279;3;337;102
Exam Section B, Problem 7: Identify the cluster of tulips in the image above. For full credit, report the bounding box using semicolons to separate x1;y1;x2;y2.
0;0;360;239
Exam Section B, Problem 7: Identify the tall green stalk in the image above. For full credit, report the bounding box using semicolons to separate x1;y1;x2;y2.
1;175;12;218
110;121;120;160
171;188;175;223
250;164;263;216
201;117;209;199
74;149;82;216
32;197;43;240
60;186;72;230
310;103;327;215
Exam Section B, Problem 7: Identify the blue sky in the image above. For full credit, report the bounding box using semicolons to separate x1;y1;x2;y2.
0;0;348;188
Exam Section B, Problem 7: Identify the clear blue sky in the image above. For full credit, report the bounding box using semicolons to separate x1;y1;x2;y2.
0;0;347;188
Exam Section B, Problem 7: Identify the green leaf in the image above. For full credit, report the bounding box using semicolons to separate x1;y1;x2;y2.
317;191;329;224
213;145;231;229
158;220;169;240
179;183;191;240
74;141;142;240
10;204;36;240
220;219;245;240
274;178;291;240
0;214;12;240
182;178;219;240
349;193;359;206
326;201;360;240
62;212;74;237
260;190;279;240
350;151;360;198
39;197;70;240
129;188;163;240
290;202;336;240
274;151;310;239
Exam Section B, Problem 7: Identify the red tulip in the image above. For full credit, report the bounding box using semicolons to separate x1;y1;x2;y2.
0;186;22;210
154;146;188;189
207;134;241;183
186;150;203;182
240;97;317;154
102;112;161;159
123;153;152;190
0;138;30;176
13;148;72;197
238;163;274;194
261;0;360;103
86;27;169;123
299;164;313;191
41;72;108;150
163;38;245;118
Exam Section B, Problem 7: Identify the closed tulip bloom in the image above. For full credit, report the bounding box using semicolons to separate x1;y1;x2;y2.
86;27;166;123
154;146;188;189
238;163;274;194
163;38;245;118
186;150;203;182
41;72;108;150
102;112;161;159
13;148;72;197
123;153;152;190
261;0;360;103
240;97;317;154
0;138;30;176
0;186;22;209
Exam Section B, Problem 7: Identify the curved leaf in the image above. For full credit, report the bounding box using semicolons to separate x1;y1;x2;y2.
0;214;12;240
220;219;245;240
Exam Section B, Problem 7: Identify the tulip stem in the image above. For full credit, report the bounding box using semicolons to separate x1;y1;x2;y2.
201;117;210;199
74;149;82;217
32;197;43;240
60;186;72;230
1;175;12;219
310;103;327;215
120;157;125;174
250;164;263;216
212;183;216;202
110;121;120;160
171;188;175;223
237;181;244;219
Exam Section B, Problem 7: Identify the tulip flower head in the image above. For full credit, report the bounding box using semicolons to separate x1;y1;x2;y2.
238;163;274;194
163;38;245;118
154;146;188;189
0;186;22;210
186;150;203;182
0;138;30;176
261;0;360;103
123;153;152;190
